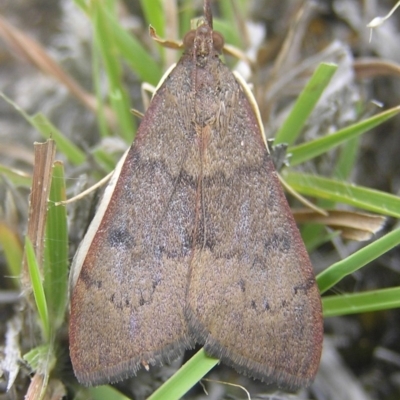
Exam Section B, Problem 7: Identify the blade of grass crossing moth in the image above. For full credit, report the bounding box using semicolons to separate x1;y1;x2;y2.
147;349;218;400
89;385;131;400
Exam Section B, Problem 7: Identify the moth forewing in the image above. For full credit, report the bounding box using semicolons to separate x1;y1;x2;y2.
233;70;269;150
69;148;130;291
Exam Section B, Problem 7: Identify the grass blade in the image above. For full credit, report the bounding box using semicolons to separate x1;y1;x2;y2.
0;223;23;282
25;237;50;341
147;349;218;400
31;114;86;165
289;105;400;166
317;228;400;294
284;172;400;218
44;162;69;331
323;286;400;317
274;63;337;145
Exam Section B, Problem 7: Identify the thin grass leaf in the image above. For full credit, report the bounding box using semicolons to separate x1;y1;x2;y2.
333;136;359;179
97;3;162;86
147;349;218;400
43;162;68;331
302;225;341;252
300;197;338;250
140;0;165;38
25;237;50;341
317;227;400;294
179;0;196;37
112;20;162;86
289;105;400;166
23;344;56;400
93;35;112;139
0;94;85;165
284;172;400;218
72;0;88;13
89;385;131;400
0;164;31;187
0;223;23;282
31;114;86;165
274;63;338;146
92;1;135;142
322;286;400;317
92;147;119;173
217;0;249;48
23;344;55;373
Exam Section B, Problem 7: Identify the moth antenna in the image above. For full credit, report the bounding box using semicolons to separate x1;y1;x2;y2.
204;0;213;28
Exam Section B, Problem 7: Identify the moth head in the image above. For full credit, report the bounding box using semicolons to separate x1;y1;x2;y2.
183;21;224;59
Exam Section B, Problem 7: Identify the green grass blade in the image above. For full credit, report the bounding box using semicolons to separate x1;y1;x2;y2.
0;94;85;165
113;20;162;86
96;2;161;86
72;0;88;13
92;42;111;139
23;343;56;375
0;223;23;282
323;286;400;317
31;114;86;165
289;105;400;166
92;147;119;172
0;164;31;187
147;349;218;400
215;3;243;48
179;0;196;37
302;225;341;252
92;1;135;142
25;237;50;341
89;385;131;400
43;162;69;331
333;136;359;179
140;0;164;37
317;228;400;294
274;63;338;145
284;172;400;218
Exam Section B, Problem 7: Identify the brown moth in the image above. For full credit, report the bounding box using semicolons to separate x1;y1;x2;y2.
69;0;323;389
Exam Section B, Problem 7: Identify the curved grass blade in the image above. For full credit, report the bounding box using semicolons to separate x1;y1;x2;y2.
0;164;31;187
323;286;400;317
0;93;85;165
274;63;337;146
284;172;400;218
25;237;50;341
289;105;400;166
89;385;131;400
0;223;23;282
317;227;400;294
147;349;218;400
92;1;135;142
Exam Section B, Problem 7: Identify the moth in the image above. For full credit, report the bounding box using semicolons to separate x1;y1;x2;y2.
69;0;323;389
